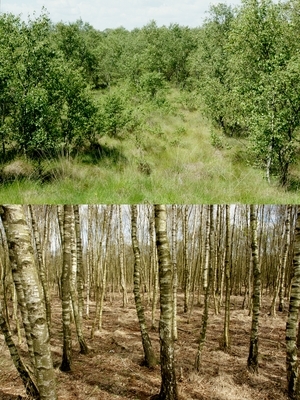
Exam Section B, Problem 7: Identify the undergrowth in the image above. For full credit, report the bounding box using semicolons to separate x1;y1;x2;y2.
0;89;299;203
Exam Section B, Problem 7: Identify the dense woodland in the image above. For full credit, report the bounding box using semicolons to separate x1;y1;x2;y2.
0;0;300;189
0;204;300;399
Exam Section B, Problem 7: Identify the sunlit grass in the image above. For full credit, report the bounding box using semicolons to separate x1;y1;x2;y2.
0;90;299;204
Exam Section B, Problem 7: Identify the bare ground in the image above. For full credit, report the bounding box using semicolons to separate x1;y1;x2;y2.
0;294;289;400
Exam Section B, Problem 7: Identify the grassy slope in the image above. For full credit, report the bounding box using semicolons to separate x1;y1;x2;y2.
0;90;299;203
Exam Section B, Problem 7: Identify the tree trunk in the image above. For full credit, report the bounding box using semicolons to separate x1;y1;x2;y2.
98;205;113;330
286;206;300;399
70;206;88;354
131;205;157;368
195;205;213;371
213;204;221;314
0;299;40;399
118;205;128;307
149;205;158;329
91;205;113;336
247;204;261;374
60;205;72;372
279;205;291;312
29;205;51;335
171;204;178;340
154;204;178;400
8;261;35;366
221;204;231;351
73;205;85;332
1;205;57;400
183;206;190;314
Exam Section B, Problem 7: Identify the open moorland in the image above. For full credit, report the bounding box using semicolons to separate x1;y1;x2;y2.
1;2;300;203
1;93;300;204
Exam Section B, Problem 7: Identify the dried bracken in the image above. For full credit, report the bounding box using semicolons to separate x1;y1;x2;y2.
0;294;288;400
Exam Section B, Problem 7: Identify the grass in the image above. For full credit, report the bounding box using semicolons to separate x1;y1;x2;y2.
0;89;299;203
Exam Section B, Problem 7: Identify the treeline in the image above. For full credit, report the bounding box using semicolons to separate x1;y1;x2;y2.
193;0;300;187
1;0;300;186
0;13;196;162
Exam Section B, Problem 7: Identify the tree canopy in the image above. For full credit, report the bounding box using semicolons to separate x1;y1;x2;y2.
0;1;300;187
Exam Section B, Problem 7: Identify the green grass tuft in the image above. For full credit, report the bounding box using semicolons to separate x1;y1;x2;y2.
0;90;299;204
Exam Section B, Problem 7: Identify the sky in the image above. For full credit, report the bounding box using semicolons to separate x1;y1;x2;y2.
0;0;242;31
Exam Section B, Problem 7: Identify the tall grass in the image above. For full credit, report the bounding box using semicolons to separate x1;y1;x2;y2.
0;90;299;204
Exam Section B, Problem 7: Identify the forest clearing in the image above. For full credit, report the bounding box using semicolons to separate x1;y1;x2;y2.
1;0;300;203
0;294;288;400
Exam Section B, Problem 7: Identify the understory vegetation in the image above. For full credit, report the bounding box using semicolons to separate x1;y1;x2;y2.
0;0;300;202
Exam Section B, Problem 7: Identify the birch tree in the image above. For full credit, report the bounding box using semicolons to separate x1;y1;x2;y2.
286;206;300;399
69;205;88;354
221;204;231;350
60;204;72;372
247;204;261;373
1;205;57;400
73;205;85;332
117;205;128;307
195;205;213;371
0;299;40;399
131;204;157;368
171;204;178;340
28;205;51;334
279;205;292;312
153;204;178;400
183;206;190;313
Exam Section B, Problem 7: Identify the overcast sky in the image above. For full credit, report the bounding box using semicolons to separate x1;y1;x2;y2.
0;0;242;31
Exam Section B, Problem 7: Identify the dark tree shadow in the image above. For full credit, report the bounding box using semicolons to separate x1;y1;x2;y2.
80;142;127;165
0;390;24;399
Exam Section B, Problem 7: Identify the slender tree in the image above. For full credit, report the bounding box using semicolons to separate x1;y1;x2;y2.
73;205;85;331
221;204;231;350
279;205;292;312
0;299;40;399
131;205;157;368
247;204;261;373
153;204;178;400
149;205;159;329
286;206;300;399
195;205;214;371
171;204;178;340
29;205;51;334
91;205;113;335
69;206;88;354
183;206;190;313
60;205;72;372
117;205;128;307
1;205;57;400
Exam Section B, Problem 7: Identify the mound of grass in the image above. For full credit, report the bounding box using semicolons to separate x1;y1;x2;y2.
1;159;36;182
0;89;299;203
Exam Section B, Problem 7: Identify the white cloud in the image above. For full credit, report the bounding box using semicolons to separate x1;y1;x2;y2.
1;0;242;30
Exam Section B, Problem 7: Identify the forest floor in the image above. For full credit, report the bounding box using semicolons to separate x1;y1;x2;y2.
0;294;288;400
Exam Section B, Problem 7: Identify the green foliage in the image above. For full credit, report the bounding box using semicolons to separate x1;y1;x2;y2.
54;19;104;88
0;12;98;159
0;5;300;191
189;0;300;186
139;72;166;99
98;93;133;138
211;131;224;149
59;67;98;154
188;3;237;135
227;0;300;185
